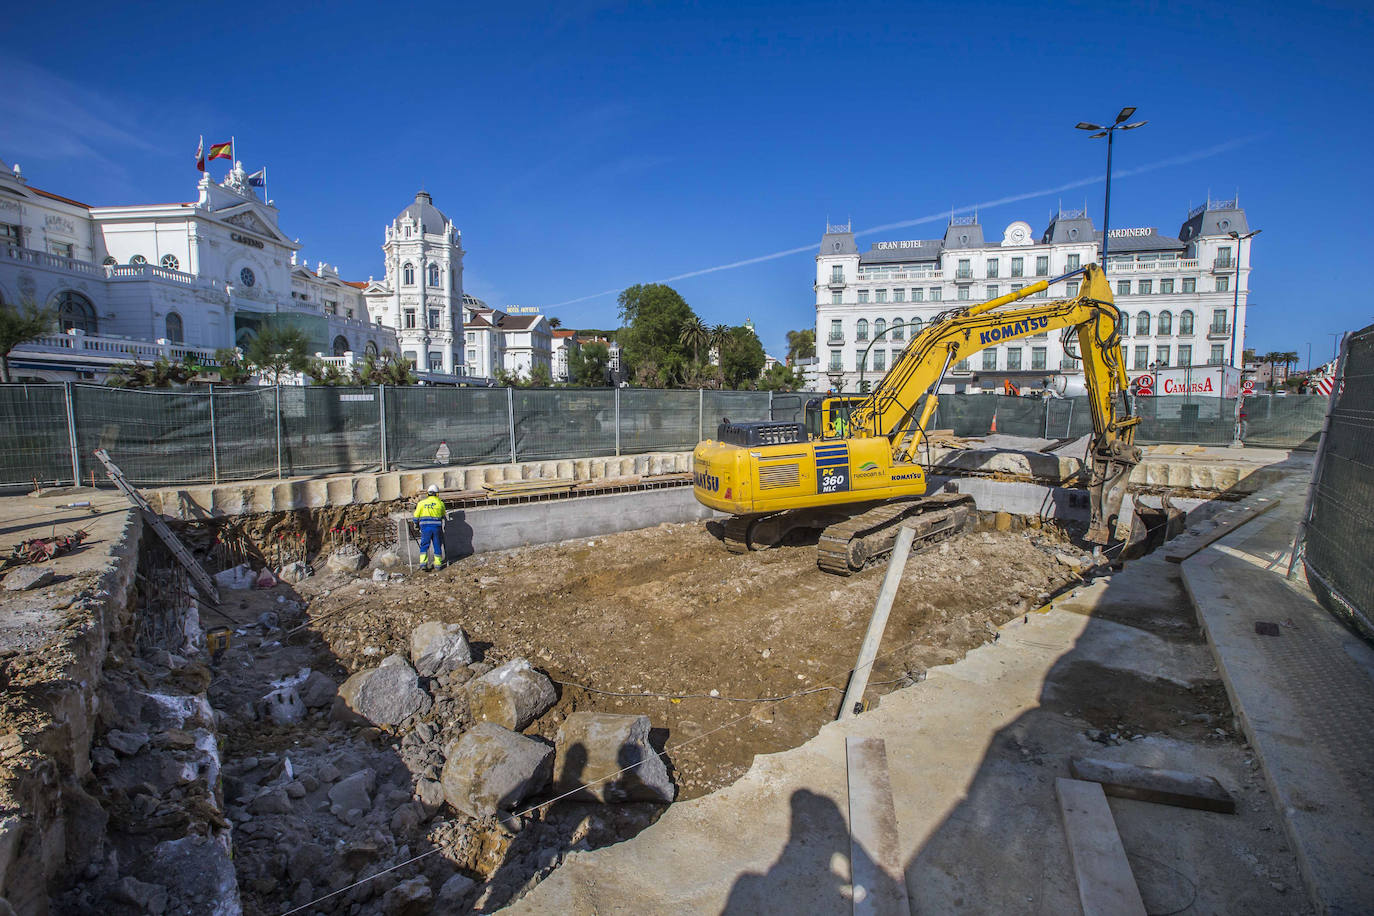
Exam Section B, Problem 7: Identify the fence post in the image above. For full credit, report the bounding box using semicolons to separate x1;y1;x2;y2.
1043;398;1051;438
507;386;517;464
1287;332;1349;581
378;385;388;472
614;386;621;457
208;384;219;484
275;386;283;478
63;381;80;487
699;388;704;442
768;389;774;420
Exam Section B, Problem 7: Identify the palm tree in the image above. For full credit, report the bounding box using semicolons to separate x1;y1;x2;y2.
0;298;55;383
679;316;709;364
709;324;732;364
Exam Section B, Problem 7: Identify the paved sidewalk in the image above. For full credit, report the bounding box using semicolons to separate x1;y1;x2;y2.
1182;473;1374;914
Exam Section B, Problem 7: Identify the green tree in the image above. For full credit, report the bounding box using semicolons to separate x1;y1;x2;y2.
785;328;816;362
358;353;417;386
494;367;521;387
760;363;806;392
527;364;552;387
568;341;610;386
722;326;766;389
617;283;695;385
679;316;709;365
307;358;356;386
0;298;55;383
106;355;204;389
245;325;311;385
213;348;254;385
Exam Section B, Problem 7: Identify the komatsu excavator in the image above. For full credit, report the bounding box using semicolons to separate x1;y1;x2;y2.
692;263;1141;575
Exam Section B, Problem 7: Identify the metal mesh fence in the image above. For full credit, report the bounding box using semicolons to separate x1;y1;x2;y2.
0;382;1338;490
0;384;73;488
1303;323;1374;641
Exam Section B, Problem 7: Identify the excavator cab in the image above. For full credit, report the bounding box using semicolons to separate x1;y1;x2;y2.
804;396;864;440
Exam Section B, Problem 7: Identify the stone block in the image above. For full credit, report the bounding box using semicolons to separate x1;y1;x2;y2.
327;768;375;814
441;722;553;818
2;567;53;591
335;655;431;726
410;621;473;678
327;547;365;573
467;658;555;731
552;712;675;803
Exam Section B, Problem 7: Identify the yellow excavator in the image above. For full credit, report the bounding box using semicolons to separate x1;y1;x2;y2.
692;263;1141;574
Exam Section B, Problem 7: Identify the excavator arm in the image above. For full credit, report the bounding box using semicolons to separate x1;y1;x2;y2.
846;263;1140;543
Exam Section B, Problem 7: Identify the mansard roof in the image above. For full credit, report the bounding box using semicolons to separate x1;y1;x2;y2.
396;191;450;234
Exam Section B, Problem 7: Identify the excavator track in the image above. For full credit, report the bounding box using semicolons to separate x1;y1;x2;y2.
816;493;974;576
723;516;754;553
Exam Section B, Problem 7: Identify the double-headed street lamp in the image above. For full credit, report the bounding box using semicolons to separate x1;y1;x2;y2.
1227;228;1261;367
1076;107;1148;269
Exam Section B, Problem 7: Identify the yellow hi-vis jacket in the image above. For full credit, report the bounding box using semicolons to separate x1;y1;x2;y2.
414;495;446;523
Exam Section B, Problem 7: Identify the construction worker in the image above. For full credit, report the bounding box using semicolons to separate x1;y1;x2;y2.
414;484;446;570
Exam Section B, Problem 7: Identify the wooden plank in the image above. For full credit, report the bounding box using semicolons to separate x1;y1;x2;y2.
845;737;911;916
1055;777;1147;916
1164;497;1279;563
1070;757;1236;814
840;526;916;720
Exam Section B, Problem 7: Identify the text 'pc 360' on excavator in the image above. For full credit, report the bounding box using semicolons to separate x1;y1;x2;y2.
692;263;1142;575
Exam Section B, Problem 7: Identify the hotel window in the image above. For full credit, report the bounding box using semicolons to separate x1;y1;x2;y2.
873;350;886;372
1138;279;1153;295
1011;257;1024;278
893;288;905;302
858;290;869;303
987;284;999;299
429;352;443;370
1067;253;1080;270
956;359;970;371
403;263;415;285
1011;283;1023;294
910;317;923;334
466;331;476;343
130;254;147;265
159;253;178;270
346;308;354;319
1178;345;1192;366
1133;346;1149;369
1066;281;1079;296
1158;311;1173;335
0;223;20;247
57;291;97;334
102;256;116;266
829;349;843;370
1032;346;1047;370
891;318;904;340
1034;288;1047;298
1035;255;1049;276
957;286;970;301
831;265;843;283
1215;245;1233;269
1210;344;1224;364
1182;277;1196;293
429;309;441;328
1156;345;1171;367
876;289;888;303
403;350;418;363
45;241;73;259
1117;313;1128;337
428;263;441;287
830;319;843;341
1117;280;1131;296
165;312;183;343
404;310;416;329
912;289;924;302
1212;309;1229;332
467;348;477;364
1007;348;1022;370
1216;276;1230;293
875;318;886;339
982;349;997;370
1136;312;1150;335
957;258;971;279
856;319;869;340
1160;278;1175;294
1179;310;1194;335
930;288;942;301
986;258;999;278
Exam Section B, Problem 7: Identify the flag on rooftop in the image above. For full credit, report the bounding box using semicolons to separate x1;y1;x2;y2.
209;141;232;161
247;168;266;187
195;137;205;173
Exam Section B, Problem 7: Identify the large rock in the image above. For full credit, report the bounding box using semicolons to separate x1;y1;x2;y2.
327;547;365;573
381;876;432;916
335;656;432;726
467;659;555;731
552;712;675;803
409;621;472;678
111;876;168;915
3;567;53;591
299;670;339;709
328;768;375;815
440;723;553;818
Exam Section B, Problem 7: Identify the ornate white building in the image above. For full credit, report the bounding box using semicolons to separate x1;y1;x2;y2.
0;158;396;380
362;192;465;375
814;200;1254;393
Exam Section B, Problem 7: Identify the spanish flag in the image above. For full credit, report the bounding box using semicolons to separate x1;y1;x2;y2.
209;141;233;161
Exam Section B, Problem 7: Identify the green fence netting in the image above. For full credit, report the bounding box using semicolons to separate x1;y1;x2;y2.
0;384;73;488
73;385;217;487
386;387;511;470
1243;395;1328;450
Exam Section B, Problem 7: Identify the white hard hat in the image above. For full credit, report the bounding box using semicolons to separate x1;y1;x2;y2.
427;484;439;495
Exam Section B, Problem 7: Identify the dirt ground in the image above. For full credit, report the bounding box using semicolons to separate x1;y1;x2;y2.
303;516;1086;799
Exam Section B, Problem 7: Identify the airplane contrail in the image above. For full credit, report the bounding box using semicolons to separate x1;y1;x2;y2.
544;135;1259;311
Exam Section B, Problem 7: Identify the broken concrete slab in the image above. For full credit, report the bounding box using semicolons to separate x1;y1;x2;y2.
410;621;473;678
2;567;54;591
335;655;432;727
467;658;555;731
441;722;553;818
327;547;366;573
552;712;674;803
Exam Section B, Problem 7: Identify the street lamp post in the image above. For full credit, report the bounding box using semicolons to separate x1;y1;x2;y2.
1227;229;1261;367
1076;108;1148;270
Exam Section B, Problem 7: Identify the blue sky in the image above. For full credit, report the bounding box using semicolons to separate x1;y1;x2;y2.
4;0;1371;366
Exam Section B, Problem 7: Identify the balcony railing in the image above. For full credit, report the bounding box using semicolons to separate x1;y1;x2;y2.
1212;258;1235;272
857;267;943;281
1103;259;1201;272
954;269;973;281
827;333;845;343
16;330;222;366
1207;323;1231;339
1060;357;1079;369
3;244;105;277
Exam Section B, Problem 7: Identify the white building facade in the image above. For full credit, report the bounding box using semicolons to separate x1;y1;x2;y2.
0;158;396;380
814;200;1254;393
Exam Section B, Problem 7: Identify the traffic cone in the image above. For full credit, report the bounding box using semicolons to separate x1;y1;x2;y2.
990;411;998;434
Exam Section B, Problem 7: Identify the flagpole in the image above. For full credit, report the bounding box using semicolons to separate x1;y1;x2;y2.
232;136;236;163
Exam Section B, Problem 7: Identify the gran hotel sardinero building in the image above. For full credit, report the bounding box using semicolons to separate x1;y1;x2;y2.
813;199;1253;393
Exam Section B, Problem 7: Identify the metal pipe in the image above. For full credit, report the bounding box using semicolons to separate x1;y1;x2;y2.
840;525;916;719
378;384;388;472
275;386;283;478
63;381;80;487
507;386;517;464
614;386;622;457
208;384;219;484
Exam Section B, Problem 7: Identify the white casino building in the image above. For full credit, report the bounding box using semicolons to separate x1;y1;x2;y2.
813;199;1254;393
